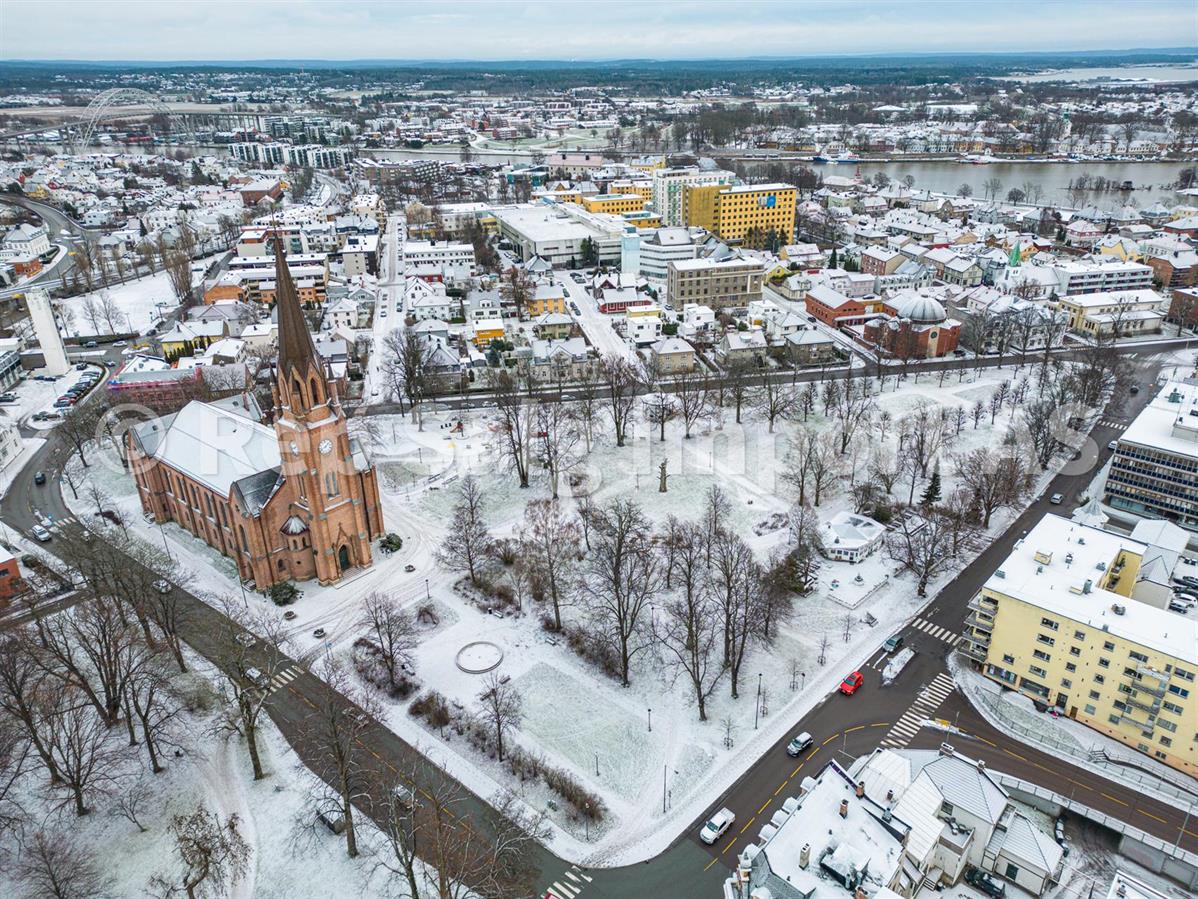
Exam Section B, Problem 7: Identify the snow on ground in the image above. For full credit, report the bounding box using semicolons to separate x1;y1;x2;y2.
62;363;1095;865
0;653;402;899
58;269;176;336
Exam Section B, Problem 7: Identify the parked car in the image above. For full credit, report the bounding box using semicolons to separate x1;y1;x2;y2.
1174;575;1198;590
1107;440;1118;451
33;471;45;486
1049;493;1064;505
313;627;327;639
75;362;87;371
283;610;297;621
0;393;15;403
31;525;51;542
1168;601;1191;614
113;340;128;347
1174;591;1197;604
839;671;864;695
84;340;97;348
153;579;171;595
700;808;735;844
245;667;268;686
234;632;256;648
883;634;904;653
965;867;1006;898
786;732;813;756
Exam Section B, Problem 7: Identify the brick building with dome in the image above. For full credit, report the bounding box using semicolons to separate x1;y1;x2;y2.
860;290;961;359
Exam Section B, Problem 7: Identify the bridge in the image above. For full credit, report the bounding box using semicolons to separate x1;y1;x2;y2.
0;91;274;145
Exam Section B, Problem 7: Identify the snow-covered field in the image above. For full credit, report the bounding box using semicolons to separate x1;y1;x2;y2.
58;269;175;336
62;362;1089;865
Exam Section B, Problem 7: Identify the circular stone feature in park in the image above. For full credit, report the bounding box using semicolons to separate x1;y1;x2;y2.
456;641;504;674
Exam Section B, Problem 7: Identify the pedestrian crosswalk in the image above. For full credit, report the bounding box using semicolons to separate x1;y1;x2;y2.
911;617;961;646
263;665;302;696
879;672;956;749
1097;417;1125;428
545;866;593;899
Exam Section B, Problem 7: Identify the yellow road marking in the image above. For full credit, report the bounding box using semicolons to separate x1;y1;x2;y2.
774;782;787;796
1101;792;1129;806
790;764;803;778
757;799;770;815
722;839;738;855
704;857;719;872
870;722;890;728
1003;748;1027;762
846;725;864;733
739;816;756;835
806;747;818;760
822;733;839;746
1137;809;1168;825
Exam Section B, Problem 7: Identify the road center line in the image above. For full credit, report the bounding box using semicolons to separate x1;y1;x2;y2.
1101;792;1129;806
822;733;839;746
739;816;756;835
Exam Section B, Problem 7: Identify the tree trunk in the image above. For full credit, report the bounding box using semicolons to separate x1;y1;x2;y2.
141;717;162;773
343;794;358;858
244;714;265;780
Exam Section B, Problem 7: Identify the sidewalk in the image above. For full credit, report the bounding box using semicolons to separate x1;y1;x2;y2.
949;654;1198;806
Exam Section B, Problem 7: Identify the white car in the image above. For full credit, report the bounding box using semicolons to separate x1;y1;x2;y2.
700;808;735;845
1049;493;1064;505
31;525;51;542
1107;440;1118;450
153;579;171;594
234;632;256;648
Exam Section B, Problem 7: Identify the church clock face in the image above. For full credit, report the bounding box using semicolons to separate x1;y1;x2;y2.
318;439;334;456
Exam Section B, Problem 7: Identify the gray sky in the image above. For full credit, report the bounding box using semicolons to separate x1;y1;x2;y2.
3;0;1196;62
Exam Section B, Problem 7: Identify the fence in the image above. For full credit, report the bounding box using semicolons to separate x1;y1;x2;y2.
953;653;1198;804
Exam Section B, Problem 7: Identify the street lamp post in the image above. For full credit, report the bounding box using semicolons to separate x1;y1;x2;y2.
801;671;806;691
584;803;590;841
425;578;431;601
754;672;763;730
647;708;652;732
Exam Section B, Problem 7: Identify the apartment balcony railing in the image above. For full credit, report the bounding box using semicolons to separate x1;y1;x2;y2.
964;612;995;633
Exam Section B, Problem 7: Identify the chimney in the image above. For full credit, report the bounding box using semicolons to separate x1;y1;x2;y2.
839;799;849;818
939;742;955;757
886;789;895;802
976;759;986;771
856;781;866;798
799;843;811;869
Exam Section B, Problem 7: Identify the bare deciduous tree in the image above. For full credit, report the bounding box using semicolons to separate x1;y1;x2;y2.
357;592;416;692
17;829;113;899
535;400;581;500
518;499;579;631
487;370;533;488
582;499;660;686
599;355;640;448
886;512;960;597
655;521;724;720
672;367;712;439
153;803;251;899
478;672;522;763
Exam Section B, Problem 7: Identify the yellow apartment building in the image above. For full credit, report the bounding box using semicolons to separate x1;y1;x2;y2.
963;514;1198;776
681;182;797;242
582;193;648;215
608;179;654;203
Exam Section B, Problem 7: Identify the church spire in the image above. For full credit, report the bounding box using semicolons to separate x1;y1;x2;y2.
271;234;329;417
273;234;321;384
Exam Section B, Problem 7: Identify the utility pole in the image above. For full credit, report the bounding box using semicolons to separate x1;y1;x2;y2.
755;672;763;729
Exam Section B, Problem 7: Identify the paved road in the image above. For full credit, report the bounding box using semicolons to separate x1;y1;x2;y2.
3;354;1195;898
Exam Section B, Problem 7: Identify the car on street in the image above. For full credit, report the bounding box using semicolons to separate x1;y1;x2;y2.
786;732;813;756
393;784;415;810
839;671;864;695
1129;385;1140;395
700;808;735;844
113;340;127;347
404;564;416;572
234;632;256;648
245;667;267;686
1049;493;1064;504
1107;440;1118;450
883;634;904;653
33;471;45;486
84;340;97;348
1174;575;1198;590
153;579;171;594
31;525;51;542
313;627;327;639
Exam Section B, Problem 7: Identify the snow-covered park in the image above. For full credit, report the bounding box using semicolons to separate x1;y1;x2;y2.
58;357;1103;864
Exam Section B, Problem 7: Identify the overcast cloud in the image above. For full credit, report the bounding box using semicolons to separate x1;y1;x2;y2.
2;0;1195;62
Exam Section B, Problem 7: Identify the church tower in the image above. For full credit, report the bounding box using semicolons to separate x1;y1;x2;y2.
270;237;383;583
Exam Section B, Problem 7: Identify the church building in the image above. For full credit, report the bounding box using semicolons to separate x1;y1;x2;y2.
127;239;384;587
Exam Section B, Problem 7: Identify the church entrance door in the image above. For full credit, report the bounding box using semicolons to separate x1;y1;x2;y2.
338;544;351;572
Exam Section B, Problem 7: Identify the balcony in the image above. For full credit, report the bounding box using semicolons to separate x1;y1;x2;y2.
1135;664;1171;684
965;612;995;633
958;636;989;663
1116;711;1155;731
967;594;998;615
1124;693;1161;715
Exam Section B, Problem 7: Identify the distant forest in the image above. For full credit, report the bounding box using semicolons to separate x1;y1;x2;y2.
1;48;1195;94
